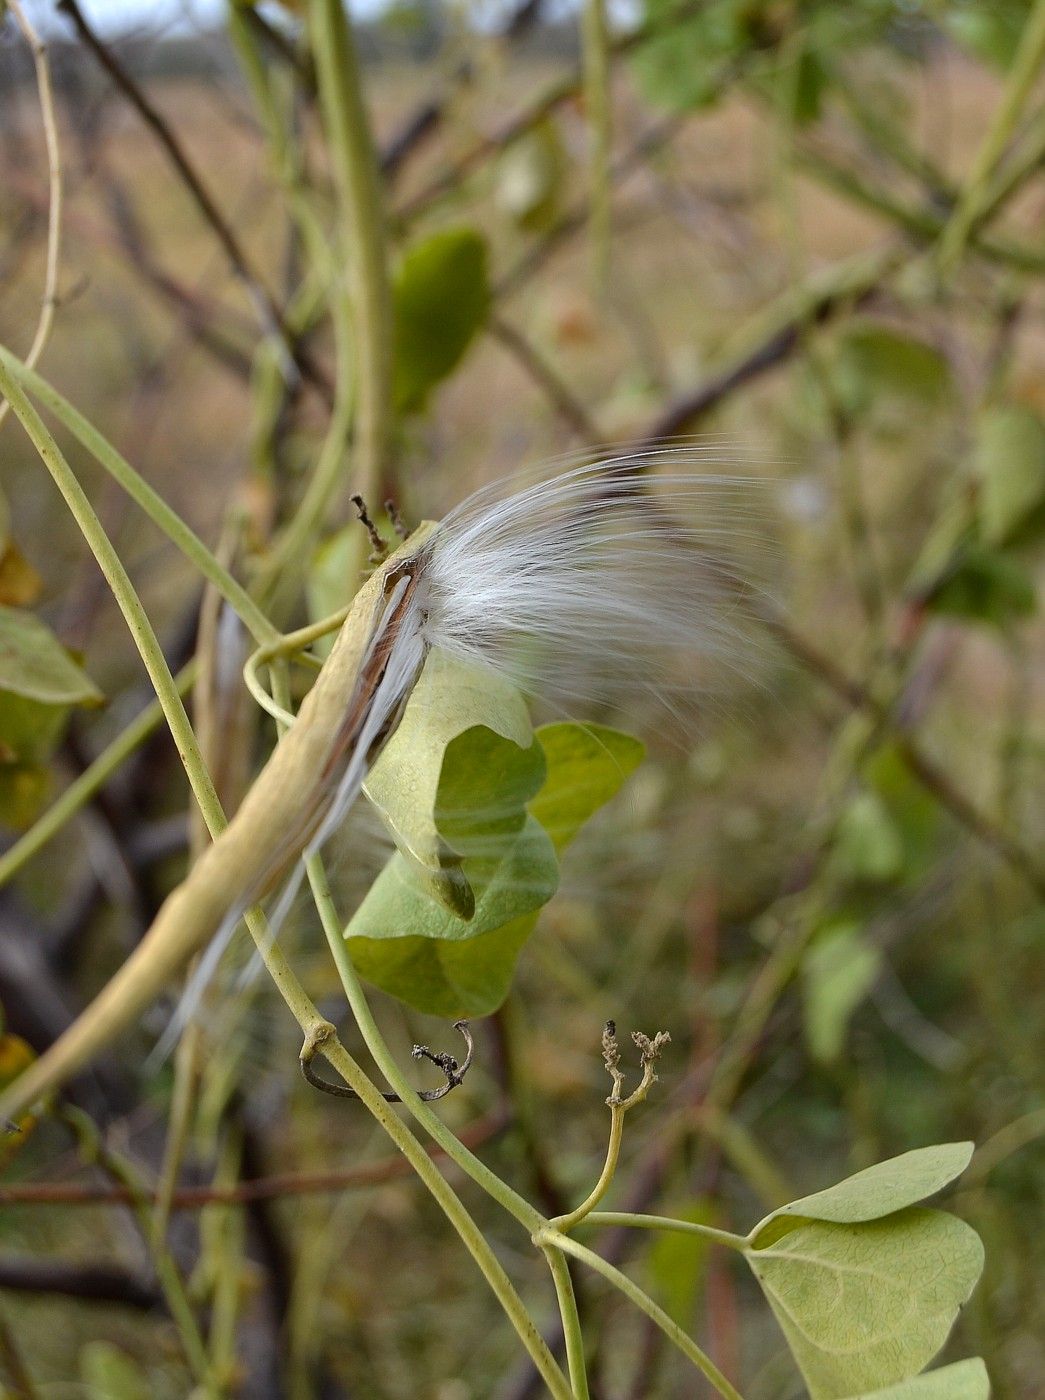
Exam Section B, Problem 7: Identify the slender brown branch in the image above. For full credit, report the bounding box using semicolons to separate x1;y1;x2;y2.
55;0;333;404
0;1255;163;1311
763;609;1045;899
395;0;715;221
0;1108;508;1210
489;314;603;441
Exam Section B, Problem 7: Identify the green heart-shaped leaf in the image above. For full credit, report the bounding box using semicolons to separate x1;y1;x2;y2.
0;605;102;706
750;1143;974;1239
529;721;645;854
393;227;490;413
746;1207;984;1399
349;717;645;1016
347;814;558;946
802;921;882;1066
974;404;1045;548
364;648;542;916
850;1357;989;1398
349;912;538;1019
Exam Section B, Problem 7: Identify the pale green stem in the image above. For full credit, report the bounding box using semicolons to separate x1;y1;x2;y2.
310;0;393;509
0;660;196;889
203;1128;247;1386
937;0;1045;274
314;1027;573;1400
304;855;544;1233
256;287;358;615
243;606;350;726
553;1105;625;1233
580;1213;749;1252
251;664;572;1399
538;1231;746;1400
296;852;571;1398
582;0;612;292
316;907;591;1397
0;345;278;647
0;357;225;834
541;1244;591;1400
552;1036;667;1235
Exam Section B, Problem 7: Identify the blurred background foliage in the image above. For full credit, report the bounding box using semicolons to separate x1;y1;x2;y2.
0;0;1042;1395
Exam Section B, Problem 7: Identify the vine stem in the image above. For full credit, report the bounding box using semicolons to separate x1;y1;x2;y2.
309;860;592;1391
537;1231;746;1400
309;0;394;511
0;346;278;646
541;1244;590;1400
937;0;1045;275
297;851;572;1398
554;1104;626;1232
0;1;62;437
581;1213;749;1252
0;356;226;833
304;856;545;1233
581;0;612;292
61;1108;218;1393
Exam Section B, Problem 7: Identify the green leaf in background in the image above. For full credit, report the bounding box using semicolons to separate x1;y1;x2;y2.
852;1356;990;1399
496;118;567;232
0;1030;39;1161
349;912;537;1019
802;919;883;1065
0;763;52;830
0;491;43;610
746;1207;984;1399
926;543;1036;627
632;0;748;113
529;721;645;854
349;718;644;1016
834;325;951;415
832;791;905;885
750;1143;974;1238
974;404;1045;548
0;607;103;804
789;45;829;127
392;227;490;413
347;813;558;945
364;648;541;916
944;0;1032;68
79;1341;150;1400
646;1198;715;1327
0;605;103;709
863;745;941;884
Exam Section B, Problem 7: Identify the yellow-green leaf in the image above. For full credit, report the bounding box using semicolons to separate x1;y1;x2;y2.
852;1357;990;1399
393;227;490;413
750;1143;974;1238
529;722;645;854
975;404;1045;548
349;913;537;1019
0;605;102;706
802;921;882;1065
347;814;558;945
80;1341;150;1400
746;1207;984;1399
364;648;541;916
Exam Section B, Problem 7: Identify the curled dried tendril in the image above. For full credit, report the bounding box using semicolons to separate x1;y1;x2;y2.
301;1020;474;1104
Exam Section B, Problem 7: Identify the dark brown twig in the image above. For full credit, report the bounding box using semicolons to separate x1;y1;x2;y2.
0;1255;163;1311
55;0;333;404
0;1108;508;1211
489;314;602;442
